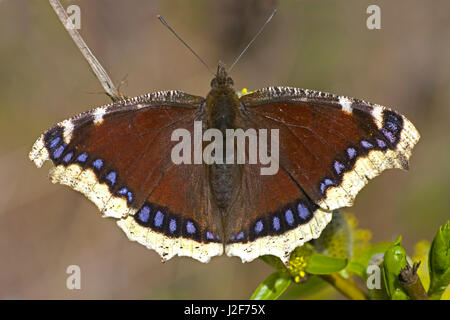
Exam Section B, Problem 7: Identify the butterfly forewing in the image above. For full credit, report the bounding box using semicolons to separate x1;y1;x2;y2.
240;87;420;211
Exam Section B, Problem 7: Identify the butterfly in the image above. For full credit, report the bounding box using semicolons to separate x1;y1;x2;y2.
29;59;420;264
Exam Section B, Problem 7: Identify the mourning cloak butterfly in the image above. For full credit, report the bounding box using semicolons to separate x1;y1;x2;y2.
29;62;420;264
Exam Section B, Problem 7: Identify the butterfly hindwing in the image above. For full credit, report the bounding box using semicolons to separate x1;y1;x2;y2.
223;159;332;263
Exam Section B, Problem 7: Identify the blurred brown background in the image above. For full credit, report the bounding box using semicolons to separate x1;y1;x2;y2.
0;0;449;299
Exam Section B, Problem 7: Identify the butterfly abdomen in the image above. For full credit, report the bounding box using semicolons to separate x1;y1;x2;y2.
206;87;242;211
209;163;238;209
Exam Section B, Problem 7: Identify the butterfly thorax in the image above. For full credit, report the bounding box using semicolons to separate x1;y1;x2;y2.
205;64;242;212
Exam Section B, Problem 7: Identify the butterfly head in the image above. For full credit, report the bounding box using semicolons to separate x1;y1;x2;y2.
211;61;234;89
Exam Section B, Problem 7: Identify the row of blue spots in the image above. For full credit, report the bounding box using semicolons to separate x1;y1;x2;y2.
70;153;132;203
251;200;314;238
207;231;221;241
74;153;133;204
85;159;134;205
135;204;205;239
46;133;66;160
317;113;399;200
381;111;402;145
227;230;250;242
320;139;377;197
45;129;65;161
45;131;135;206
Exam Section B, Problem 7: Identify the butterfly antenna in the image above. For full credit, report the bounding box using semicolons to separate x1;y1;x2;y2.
158;15;215;75
229;9;277;73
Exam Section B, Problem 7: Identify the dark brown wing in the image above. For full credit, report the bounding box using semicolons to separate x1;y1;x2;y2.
29;90;223;263
224;87;419;263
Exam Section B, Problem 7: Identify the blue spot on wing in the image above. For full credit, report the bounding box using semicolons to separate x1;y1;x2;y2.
254;220;263;234
116;187;132;203
106;171;117;186
386;121;398;132
93;159;103;170
361;140;373;149
285;209;294;226
63;152;73;163
272;217;280;231
347;147;357;159
382;128;396;144
298;202;310;220
376;138;387;148
334;161;345;175
126;192;133;203
169;219;177;233
154;211;164;227
186;221;196;234
320;178;334;194
138;206;150;223
53;145;65;159
118;187;127;195
49;137;61;149
206;231;214;240
77;153;88;162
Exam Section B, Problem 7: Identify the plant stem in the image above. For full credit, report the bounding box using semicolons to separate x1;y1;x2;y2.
320;274;368;300
48;0;123;101
399;262;429;300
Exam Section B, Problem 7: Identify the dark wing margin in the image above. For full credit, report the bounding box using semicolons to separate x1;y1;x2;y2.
240;86;420;211
29;90;224;263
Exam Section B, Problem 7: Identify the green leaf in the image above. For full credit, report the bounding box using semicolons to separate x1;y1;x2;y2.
352;242;393;275
250;272;291;300
281;275;330;300
429;269;450;300
383;237;409;300
428;221;450;299
346;261;366;277
347;242;392;277
305;254;348;275
259;255;288;272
